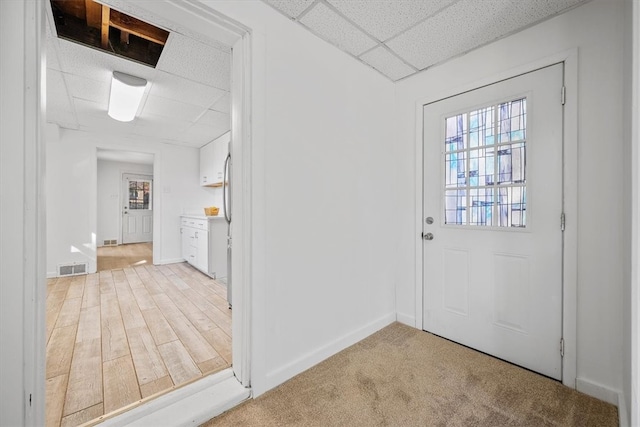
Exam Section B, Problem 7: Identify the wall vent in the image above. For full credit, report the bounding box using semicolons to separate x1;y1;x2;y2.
103;239;118;246
57;263;88;277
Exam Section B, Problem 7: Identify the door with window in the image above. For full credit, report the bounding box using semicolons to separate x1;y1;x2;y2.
422;64;564;379
122;173;153;244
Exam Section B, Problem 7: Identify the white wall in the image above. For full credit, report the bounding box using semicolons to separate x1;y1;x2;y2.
623;0;635;423
197;0;397;396
46;127;216;276
97;159;153;246
394;0;625;401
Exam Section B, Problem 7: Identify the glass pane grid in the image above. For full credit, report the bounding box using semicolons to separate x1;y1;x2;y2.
129;180;152;210
442;98;527;228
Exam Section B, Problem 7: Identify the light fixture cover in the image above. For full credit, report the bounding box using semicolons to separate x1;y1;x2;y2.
108;71;147;122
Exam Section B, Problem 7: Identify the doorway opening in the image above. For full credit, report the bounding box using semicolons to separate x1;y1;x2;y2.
96;150;155;272
43;1;251;425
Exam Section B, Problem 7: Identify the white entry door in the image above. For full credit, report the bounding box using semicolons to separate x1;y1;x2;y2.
422;64;564;379
122;173;153;244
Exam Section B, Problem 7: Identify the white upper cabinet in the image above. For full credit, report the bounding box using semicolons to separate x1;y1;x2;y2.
199;132;230;187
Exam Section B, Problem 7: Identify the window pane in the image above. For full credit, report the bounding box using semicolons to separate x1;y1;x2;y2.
128;180;152;210
499;98;526;143
498;186;526;227
469;106;494;148
445;152;466;188
445;114;467;152
445;189;466;225
469;147;494;187
469;188;494;226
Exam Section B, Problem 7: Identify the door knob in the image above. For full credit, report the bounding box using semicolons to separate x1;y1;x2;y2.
423;232;434;241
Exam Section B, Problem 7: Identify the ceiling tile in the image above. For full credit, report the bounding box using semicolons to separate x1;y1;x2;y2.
140;95;206;123
359;46;416;82
46;37;62;71
186;122;230;147
66;74;110;108
46;69;75;116
299;2;377;57
211;92;231;114
150;71;226;109
56;38;155;84
388;0;586;70
264;0;315;19
157;33;231;90
197;109;230;129
328;0;457;42
132;113;195;145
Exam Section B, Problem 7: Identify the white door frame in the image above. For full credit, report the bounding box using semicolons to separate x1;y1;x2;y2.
23;0;254;423
414;50;578;388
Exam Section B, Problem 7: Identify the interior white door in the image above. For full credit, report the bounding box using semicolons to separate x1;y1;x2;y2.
422;64;564;379
122;173;153;244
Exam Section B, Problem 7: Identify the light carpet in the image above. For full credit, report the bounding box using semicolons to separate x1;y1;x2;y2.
203;322;617;426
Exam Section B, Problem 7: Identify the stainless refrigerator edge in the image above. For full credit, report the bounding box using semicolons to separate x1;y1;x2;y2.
222;146;232;308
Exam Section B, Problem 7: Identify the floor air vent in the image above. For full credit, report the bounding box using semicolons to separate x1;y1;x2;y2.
103;239;118;246
58;263;88;277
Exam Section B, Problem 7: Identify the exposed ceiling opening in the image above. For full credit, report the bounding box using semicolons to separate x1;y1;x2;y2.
46;1;232;148
50;0;169;68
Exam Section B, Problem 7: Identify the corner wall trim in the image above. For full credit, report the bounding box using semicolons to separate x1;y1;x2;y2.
575;378;620;406
396;312;416;328
264;313;396;393
618;391;629;427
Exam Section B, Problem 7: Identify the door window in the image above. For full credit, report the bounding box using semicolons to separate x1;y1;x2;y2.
444;98;527;228
128;179;152;210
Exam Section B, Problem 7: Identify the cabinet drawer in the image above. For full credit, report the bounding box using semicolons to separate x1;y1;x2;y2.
181;218;209;231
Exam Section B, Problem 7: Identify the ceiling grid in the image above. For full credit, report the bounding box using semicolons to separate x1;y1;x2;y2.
263;0;589;82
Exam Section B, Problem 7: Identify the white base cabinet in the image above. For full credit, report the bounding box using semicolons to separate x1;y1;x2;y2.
180;215;227;279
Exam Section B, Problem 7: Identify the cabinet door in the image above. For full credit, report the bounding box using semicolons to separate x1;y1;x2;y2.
194;229;209;273
210;220;227;279
181;227;196;265
199;141;215;186
212;133;230;184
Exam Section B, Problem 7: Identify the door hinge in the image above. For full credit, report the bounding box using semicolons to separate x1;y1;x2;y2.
560;338;565;358
560;212;566;232
561;86;566;105
29;393;32;406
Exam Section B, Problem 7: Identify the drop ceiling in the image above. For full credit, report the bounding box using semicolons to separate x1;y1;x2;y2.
46;0;590;150
45;2;231;149
262;0;589;81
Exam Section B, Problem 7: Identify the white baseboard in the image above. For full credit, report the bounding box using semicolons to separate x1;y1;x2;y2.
101;369;250;426
264;312;396;393
396;312;416;328
576;378;619;405
157;258;184;265
46;271;57;278
618;391;629;427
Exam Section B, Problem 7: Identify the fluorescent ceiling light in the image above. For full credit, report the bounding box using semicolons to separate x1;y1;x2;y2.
108;71;147;122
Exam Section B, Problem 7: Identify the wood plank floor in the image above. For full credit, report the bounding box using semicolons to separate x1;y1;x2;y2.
97;242;153;272
45;260;231;427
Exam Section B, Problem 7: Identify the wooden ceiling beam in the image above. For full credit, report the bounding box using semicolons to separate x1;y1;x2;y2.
101;4;110;49
109;10;169;46
84;0;102;29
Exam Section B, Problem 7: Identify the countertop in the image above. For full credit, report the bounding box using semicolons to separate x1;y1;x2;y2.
181;214;226;220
